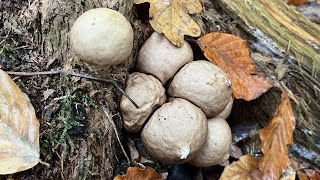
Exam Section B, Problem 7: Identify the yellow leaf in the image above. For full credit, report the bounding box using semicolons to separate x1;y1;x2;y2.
0;70;40;174
134;0;202;47
220;154;262;180
259;91;296;180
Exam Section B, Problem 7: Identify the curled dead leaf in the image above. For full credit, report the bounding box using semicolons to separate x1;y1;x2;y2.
114;166;164;180
0;70;40;174
220;154;262;180
134;0;202;47
259;91;296;180
287;0;308;6
198;33;272;101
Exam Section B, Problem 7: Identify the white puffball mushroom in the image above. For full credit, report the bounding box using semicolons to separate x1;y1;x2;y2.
216;97;234;119
70;8;133;66
168;60;232;118
136;32;193;85
189;118;232;167
120;72;166;133
141;98;208;164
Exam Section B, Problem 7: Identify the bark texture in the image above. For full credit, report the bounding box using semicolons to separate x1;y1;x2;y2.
0;0;140;179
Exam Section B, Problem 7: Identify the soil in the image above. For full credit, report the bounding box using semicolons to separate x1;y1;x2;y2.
0;0;151;179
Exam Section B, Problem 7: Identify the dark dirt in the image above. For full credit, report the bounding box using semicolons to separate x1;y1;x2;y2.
0;0;150;179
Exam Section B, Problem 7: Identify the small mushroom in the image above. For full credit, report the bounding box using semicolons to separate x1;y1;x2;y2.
216;97;233;119
189;118;232;167
136;32;193;85
120;72;166;133
70;8;133;66
141;98;208;164
168;60;232;118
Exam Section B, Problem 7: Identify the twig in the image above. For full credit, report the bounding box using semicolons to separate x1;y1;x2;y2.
5;70;139;108
102;106;130;164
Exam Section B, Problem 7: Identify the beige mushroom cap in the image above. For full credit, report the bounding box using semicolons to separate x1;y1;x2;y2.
216;97;233;119
137;32;193;85
189;118;232;167
70;8;133;66
141;98;208;164
168;60;232;118
120;72;166;133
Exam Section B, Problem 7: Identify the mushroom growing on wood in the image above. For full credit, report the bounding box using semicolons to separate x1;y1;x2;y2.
70;8;133;66
168;60;232;118
141;98;208;164
136;32;193;85
189;117;232;167
120;72;166;133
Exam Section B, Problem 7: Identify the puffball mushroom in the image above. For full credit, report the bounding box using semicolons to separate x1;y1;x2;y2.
216;97;233;119
136;32;193;85
141;98;208;164
189;118;232;167
120;72;166;133
168;60;232;118
70;8;133;66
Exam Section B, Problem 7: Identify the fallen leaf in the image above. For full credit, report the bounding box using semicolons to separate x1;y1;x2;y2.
0;70;40;174
42;89;55;101
287;0;308;6
220;154;262;180
114;166;164;180
305;169;320;180
134;0;202;47
259;91;296;180
198;33;272;101
280;168;296;180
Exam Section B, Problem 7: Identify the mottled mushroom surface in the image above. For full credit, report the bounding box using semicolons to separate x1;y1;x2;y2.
120;72;166;133
70;8;133;66
141;98;208;164
189;117;232;167
169;60;232;118
137;32;193;85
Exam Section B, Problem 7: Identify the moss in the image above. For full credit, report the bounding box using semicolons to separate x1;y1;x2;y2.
42;90;98;150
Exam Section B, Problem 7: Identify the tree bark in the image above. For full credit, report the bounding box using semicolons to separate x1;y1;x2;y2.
0;0;139;179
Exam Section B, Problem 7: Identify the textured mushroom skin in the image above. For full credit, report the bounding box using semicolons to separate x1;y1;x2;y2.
120;72;166;133
168;60;232;118
141;98;208;164
70;8;133;66
189;118;232;167
137;32;193;85
216;97;233;119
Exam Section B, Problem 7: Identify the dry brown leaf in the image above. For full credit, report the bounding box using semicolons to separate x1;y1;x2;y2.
259;91;296;180
287;0;308;6
134;0;202;47
114;166;164;180
305;169;320;180
198;33;272;101
0;70;40;174
220;154;262;180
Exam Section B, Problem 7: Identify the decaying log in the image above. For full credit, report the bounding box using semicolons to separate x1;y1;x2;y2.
195;0;320;170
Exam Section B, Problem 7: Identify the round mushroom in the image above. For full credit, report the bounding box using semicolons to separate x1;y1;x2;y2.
70;8;133;66
216;97;233;119
168;60;232;118
120;72;166;133
136;32;193;85
189;117;232;167
141;98;208;164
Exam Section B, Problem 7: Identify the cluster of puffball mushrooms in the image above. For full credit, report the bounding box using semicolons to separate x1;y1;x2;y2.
70;8;233;167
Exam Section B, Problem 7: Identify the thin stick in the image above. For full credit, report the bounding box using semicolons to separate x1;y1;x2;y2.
5;70;139;108
102;106;130;164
